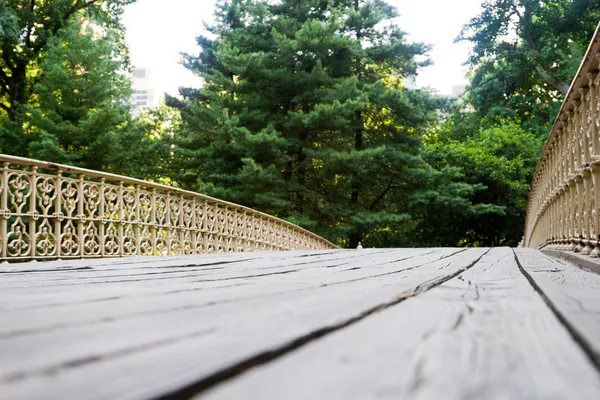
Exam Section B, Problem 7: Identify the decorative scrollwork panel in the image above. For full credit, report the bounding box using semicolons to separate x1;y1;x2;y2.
0;155;337;262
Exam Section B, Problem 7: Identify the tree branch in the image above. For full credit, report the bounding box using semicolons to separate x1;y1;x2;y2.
58;0;101;33
514;5;569;95
369;179;395;211
33;0;101;53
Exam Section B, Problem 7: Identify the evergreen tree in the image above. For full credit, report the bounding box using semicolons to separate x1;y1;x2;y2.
172;0;438;247
25;19;133;170
0;0;135;170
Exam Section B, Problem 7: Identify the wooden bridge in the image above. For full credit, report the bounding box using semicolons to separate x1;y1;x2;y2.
4;17;600;400
2;247;600;399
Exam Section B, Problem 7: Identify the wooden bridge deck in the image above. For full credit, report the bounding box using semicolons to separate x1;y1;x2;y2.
2;248;600;399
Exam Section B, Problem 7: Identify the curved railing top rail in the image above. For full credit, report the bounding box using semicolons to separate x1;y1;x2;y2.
533;23;600;176
524;21;600;250
0;154;338;262
0;154;289;221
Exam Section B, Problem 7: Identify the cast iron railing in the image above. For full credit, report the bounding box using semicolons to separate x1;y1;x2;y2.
0;154;337;262
524;24;600;255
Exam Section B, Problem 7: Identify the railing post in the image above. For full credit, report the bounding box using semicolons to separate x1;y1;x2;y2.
1;162;9;260
592;163;600;257
135;184;141;256
29;166;37;260
54;168;62;259
179;194;185;255
202;200;209;253
242;210;248;252
191;198;198;255
118;181;125;257
77;174;85;258
165;191;171;255
151;188;157;256
99;178;106;257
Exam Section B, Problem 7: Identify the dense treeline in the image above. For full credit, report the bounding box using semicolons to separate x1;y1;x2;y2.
1;0;598;247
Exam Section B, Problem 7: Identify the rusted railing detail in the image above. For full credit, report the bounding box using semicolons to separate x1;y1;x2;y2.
0;154;337;262
524;24;600;255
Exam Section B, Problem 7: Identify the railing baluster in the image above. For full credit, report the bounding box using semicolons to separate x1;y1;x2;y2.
151;188;157;256
1;162;9;260
99;178;106;257
29;166;37;260
191;198;198;254
135;184;141;256
179;194;185;255
54;169;62;260
0;155;336;263
77;174;85;258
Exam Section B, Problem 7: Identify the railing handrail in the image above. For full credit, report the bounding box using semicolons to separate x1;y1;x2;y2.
528;23;600;193
524;20;600;253
0;154;338;262
0;153;337;250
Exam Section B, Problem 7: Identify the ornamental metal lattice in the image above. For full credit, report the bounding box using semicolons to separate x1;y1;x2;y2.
524;23;600;256
0;155;337;262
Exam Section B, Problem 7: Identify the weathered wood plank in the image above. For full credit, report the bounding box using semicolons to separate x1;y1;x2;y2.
0;249;412;291
0;249;487;399
515;248;600;361
0;248;435;311
0;249;359;283
197;248;600;400
0;249;438;336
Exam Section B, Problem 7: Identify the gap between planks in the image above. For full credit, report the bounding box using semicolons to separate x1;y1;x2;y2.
199;248;600;400
0;248;484;399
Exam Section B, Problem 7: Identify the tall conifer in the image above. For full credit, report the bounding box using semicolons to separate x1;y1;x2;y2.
173;0;436;246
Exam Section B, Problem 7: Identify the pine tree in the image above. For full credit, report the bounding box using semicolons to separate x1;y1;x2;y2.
0;0;135;171
172;0;437;246
25;19;133;170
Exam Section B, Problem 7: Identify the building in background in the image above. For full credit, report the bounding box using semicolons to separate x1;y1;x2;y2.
129;68;161;117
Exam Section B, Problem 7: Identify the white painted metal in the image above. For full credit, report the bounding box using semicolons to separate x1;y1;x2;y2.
0;154;337;262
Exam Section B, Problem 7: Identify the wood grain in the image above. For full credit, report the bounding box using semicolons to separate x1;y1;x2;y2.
515;248;600;361
200;248;600;400
0;248;485;399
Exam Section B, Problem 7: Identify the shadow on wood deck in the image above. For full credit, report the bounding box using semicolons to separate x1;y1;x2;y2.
1;248;600;399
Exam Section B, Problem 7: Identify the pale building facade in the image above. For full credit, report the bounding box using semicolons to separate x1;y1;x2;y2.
129;68;161;117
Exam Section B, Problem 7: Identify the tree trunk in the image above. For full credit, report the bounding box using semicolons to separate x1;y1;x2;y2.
534;65;569;95
7;63;28;121
348;0;364;249
349;232;361;249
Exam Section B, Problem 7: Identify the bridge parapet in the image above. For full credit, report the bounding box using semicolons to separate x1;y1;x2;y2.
0;154;337;262
525;24;600;254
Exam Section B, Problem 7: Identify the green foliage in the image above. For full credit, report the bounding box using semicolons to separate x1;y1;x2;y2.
0;0;568;249
0;0;169;177
23;20;133;170
105;105;177;182
172;0;441;247
0;0;134;118
422;117;543;246
459;0;600;132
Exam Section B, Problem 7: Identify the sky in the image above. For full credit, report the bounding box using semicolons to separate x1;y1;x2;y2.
123;0;484;97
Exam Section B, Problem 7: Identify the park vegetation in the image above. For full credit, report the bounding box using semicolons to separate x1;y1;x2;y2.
1;0;599;247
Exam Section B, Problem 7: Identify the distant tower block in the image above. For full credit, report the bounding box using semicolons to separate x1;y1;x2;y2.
129;68;161;117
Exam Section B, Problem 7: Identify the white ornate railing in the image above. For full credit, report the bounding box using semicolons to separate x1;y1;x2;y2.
0;154;337;262
524;23;600;255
